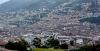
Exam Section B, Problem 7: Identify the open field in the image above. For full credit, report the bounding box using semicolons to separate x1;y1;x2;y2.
32;48;66;51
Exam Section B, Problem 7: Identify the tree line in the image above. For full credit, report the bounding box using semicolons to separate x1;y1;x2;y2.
4;37;100;51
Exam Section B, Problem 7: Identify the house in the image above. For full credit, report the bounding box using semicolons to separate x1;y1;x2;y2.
0;41;5;46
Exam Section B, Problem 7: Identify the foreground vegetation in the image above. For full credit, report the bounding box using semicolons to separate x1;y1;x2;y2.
32;48;66;51
69;44;100;51
4;37;100;51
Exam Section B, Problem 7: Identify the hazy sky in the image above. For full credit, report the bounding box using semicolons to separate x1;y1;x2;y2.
0;0;9;4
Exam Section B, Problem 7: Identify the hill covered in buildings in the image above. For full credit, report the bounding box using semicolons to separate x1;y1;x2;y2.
0;0;99;36
0;0;96;25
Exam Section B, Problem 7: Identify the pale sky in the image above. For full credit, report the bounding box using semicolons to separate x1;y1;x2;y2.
0;0;9;4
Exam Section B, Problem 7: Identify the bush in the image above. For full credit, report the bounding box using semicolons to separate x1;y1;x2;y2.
54;46;59;49
69;44;100;51
5;41;15;50
79;45;93;51
5;39;28;51
69;49;85;51
41;45;48;48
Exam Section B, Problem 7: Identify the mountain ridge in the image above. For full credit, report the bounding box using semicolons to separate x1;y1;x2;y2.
0;0;40;13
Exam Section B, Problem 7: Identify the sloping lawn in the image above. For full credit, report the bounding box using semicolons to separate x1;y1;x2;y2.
32;48;66;51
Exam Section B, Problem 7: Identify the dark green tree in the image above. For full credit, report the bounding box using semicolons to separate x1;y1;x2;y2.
20;38;29;46
5;41;15;50
74;38;77;48
33;37;41;48
14;42;27;51
70;40;74;46
60;44;68;49
45;38;59;48
5;39;28;51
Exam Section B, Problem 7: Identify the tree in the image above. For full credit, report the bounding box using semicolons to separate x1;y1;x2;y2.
20;38;29;46
74;38;77;48
60;44;68;49
70;40;74;46
5;41;15;50
45;38;59;48
5;39;28;51
14;42;27;51
33;37;41;48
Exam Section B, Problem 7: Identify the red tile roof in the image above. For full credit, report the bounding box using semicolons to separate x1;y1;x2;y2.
0;42;4;45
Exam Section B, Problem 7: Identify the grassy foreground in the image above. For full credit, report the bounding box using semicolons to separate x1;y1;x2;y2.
32;48;66;51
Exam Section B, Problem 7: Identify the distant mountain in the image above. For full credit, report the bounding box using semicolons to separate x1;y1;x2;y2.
0;0;39;13
0;0;70;12
0;0;95;13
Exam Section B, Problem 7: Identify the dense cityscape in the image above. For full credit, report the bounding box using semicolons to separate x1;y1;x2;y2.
0;0;100;51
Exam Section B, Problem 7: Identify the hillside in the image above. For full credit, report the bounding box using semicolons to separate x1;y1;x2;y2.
0;0;98;26
0;0;99;36
0;0;94;13
80;16;100;25
24;0;70;10
0;0;39;13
